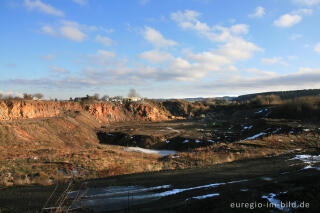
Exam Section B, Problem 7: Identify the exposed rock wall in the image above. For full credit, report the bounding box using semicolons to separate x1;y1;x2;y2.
0;100;82;120
0;100;169;122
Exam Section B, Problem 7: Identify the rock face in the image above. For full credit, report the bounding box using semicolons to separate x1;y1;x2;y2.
0;100;170;122
86;102;169;123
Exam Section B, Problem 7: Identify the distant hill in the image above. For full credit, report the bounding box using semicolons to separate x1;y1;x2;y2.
235;89;320;102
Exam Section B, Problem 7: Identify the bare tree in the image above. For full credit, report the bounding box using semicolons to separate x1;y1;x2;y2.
128;88;140;98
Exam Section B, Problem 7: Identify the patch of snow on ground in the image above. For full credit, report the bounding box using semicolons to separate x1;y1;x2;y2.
243;125;253;130
255;109;264;114
242;132;266;141
290;154;320;170
261;192;289;212
152;179;247;198
125;147;177;156
272;128;281;134
66;179;249;211
191;193;220;200
291;154;320;163
261;177;273;181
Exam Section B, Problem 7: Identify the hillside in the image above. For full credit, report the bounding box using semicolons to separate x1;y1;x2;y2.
236;89;320;102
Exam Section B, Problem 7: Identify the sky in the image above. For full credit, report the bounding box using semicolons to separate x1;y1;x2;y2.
1;0;320;99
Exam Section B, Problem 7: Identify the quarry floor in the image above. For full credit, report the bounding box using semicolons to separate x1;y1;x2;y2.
1;153;320;212
1;106;320;212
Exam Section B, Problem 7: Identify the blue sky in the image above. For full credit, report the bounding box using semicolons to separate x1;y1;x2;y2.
1;0;320;99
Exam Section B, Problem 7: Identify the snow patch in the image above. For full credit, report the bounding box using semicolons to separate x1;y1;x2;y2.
242;132;266;141
261;192;289;212
243;125;253;130
261;177;273;181
190;193;220;200
125;147;177;156
272;128;281;134
255;109;264;114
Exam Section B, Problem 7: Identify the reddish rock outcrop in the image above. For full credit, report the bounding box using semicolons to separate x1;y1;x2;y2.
82;102;169;123
0;100;170;123
0;100;82;120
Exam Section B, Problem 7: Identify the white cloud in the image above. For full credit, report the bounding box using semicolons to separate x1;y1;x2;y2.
249;6;266;18
292;8;313;15
297;67;320;73
230;24;249;34
49;66;69;74
72;0;87;6
40;20;113;43
187;51;232;66
144;27;177;48
274;14;302;27
293;0;320;6
95;35;114;47
134;36;261;82
40;20;92;42
217;37;262;61
171;10;251;43
60;20;97;31
0;90;23;98
290;34;302;40
261;57;288;66
314;43;320;54
79;50;117;66
24;0;64;17
40;25;57;36
139;50;173;63
202;67;320;94
171;10;210;31
245;68;277;77
60;26;86;42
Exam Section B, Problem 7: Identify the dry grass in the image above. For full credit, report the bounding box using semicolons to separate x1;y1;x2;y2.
1;130;319;187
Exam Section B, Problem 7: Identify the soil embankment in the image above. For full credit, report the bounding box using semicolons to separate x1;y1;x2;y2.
0;100;170;122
